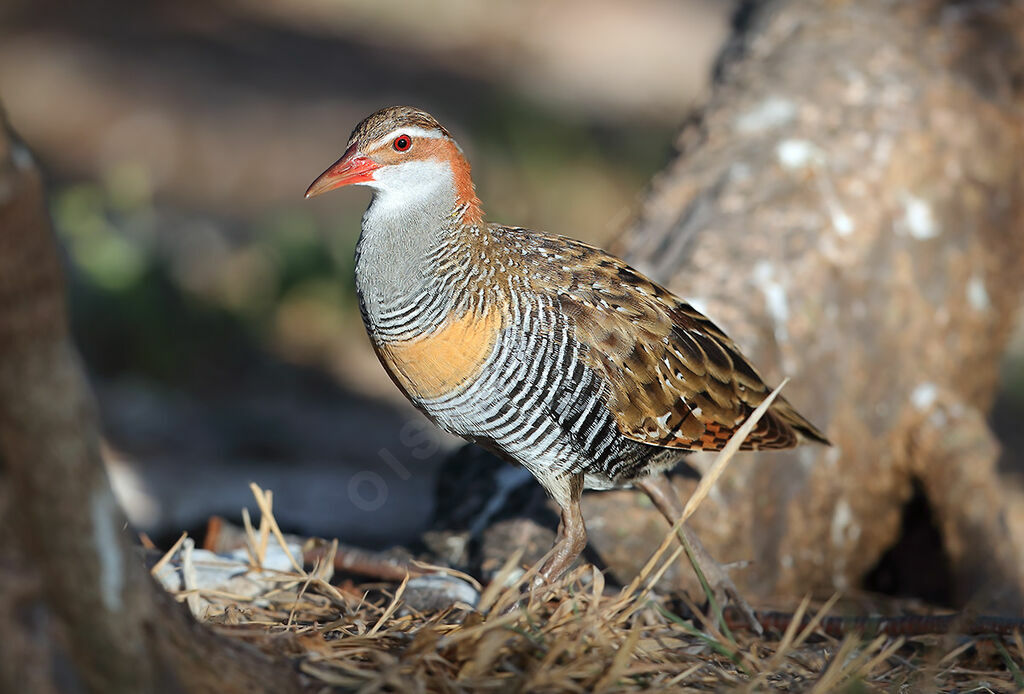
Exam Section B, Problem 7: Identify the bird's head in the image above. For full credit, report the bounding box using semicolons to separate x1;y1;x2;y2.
305;106;481;221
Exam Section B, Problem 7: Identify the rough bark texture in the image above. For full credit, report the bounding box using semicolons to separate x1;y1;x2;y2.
581;0;1024;605
0;109;308;692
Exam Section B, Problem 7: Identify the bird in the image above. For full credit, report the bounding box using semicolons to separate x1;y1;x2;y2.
305;106;829;627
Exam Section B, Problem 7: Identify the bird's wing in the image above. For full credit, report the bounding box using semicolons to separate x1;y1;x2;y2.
527;233;828;452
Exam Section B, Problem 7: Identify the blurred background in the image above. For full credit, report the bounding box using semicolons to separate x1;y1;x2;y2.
0;0;730;546
1;0;1022;551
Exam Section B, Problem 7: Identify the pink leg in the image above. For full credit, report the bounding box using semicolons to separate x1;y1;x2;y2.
535;474;586;584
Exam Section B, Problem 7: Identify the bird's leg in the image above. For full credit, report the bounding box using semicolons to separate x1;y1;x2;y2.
535;473;587;586
635;472;763;635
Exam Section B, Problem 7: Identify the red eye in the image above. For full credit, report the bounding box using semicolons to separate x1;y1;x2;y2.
393;134;412;151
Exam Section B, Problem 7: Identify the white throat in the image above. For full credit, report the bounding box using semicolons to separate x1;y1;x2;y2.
361;159;455;226
354;159;458;333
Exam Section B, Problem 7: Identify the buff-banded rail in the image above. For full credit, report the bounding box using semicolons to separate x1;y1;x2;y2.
306;106;829;630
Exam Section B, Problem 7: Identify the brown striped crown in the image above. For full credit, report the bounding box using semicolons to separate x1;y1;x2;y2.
347;106;452;147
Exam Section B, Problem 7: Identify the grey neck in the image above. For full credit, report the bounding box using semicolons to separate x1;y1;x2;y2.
354;183;459;338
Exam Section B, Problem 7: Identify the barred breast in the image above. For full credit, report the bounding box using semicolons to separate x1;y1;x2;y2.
371;284;681;497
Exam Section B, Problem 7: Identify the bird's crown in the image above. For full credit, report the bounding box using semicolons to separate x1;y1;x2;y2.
348;106;453;148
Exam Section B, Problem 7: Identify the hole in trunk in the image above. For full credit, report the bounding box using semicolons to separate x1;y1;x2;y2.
864;478;955;606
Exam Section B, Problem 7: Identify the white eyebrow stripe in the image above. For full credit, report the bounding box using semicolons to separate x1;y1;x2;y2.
369;126;446;150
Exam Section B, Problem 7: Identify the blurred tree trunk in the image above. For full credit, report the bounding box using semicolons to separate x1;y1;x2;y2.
0;109;307;692
585;0;1024;606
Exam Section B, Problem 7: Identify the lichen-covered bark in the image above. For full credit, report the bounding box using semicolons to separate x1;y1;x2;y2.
587;0;1024;604
0;108;306;692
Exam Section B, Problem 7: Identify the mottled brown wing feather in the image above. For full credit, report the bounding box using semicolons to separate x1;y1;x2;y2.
536;234;828;452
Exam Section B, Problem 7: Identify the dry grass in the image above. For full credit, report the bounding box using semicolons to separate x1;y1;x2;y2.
155;515;1024;692
151;386;1024;692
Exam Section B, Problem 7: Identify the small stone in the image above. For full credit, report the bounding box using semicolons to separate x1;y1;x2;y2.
402;574;480;612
